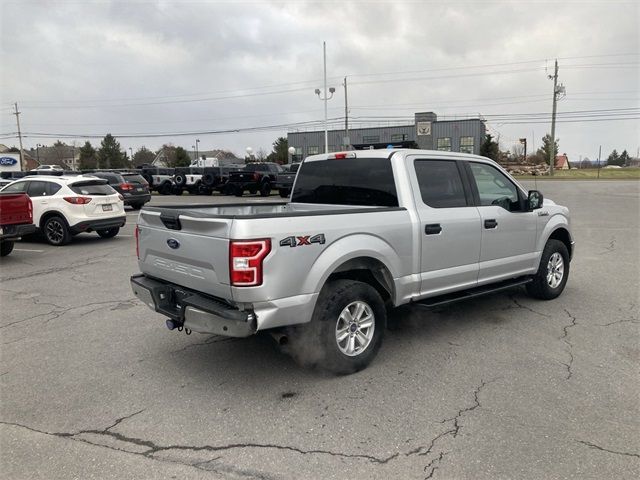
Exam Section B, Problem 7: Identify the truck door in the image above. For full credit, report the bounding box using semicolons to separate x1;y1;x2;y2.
409;158;482;297
464;161;538;284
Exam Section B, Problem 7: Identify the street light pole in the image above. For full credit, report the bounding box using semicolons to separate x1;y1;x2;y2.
195;139;200;162
315;42;335;154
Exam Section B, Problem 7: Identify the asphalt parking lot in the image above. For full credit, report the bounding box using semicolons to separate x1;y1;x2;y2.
1;180;638;480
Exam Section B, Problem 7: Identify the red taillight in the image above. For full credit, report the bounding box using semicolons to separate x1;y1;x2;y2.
120;183;134;191
229;239;271;287
63;196;92;205
135;225;140;259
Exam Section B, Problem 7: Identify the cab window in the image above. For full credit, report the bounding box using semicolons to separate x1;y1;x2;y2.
27;181;50;197
469;162;521;211
414;160;468;208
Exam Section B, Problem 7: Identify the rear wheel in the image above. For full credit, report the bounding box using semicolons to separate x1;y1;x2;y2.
43;216;71;246
0;240;14;257
234;186;244;197
260;182;271;197
158;182;172;195
97;227;120;239
526;239;570;300
130;203;143;210
288;280;385;375
279;188;290;198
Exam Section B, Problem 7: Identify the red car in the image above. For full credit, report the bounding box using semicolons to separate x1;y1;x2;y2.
0;192;37;256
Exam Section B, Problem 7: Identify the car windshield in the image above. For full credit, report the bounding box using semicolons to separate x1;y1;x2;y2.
69;180;116;195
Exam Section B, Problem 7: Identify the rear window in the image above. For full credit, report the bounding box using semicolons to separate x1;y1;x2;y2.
90;173;125;184
70;181;116;195
291;157;398;207
244;164;269;172
122;174;147;185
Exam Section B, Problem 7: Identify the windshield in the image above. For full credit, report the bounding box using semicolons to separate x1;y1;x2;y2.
291;157;398;207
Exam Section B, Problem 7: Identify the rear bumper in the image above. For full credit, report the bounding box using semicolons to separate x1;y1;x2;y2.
70;216;126;234
123;193;151;206
130;274;256;337
0;223;37;240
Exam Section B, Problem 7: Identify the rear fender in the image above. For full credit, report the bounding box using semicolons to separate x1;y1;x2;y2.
301;233;402;304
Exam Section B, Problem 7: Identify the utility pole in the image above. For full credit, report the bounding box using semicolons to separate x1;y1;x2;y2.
519;138;527;163
314;42;334;154
548;59;565;177
12;102;25;170
597;145;602;179
343;76;349;150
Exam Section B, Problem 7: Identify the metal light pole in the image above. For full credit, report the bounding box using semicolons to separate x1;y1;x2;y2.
288;146;296;164
195;138;200;161
315;41;335;154
36;144;41;165
129;147;133;166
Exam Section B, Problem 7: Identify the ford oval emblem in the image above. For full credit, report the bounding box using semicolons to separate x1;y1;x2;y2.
167;238;180;249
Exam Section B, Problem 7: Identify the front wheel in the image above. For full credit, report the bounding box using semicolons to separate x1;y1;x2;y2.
526;239;570;300
43;216;71;246
279;189;290;198
289;280;386;375
97;227;120;239
0;240;14;257
260;182;271;197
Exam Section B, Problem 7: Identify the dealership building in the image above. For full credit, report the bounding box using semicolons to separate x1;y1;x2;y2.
287;112;486;162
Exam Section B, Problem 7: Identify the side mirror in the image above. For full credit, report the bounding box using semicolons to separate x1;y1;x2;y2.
527;190;544;210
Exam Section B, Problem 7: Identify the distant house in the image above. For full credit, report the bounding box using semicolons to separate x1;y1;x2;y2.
153;147;242;167
555;153;571;170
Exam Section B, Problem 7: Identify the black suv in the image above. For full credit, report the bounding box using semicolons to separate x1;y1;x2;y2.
85;171;151;209
226;162;283;196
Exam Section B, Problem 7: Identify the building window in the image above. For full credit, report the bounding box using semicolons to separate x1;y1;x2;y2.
460;136;474;154
294;147;302;156
391;134;407;142
362;135;380;143
307;146;320;155
436;137;451;151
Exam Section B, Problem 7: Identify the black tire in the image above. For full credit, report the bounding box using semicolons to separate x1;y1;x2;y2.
248;188;257;195
526;239;570;300
174;174;186;187
0;240;14;257
158;182;172;195
97;227;120;239
260;182;271;197
171;186;184;195
202;173;216;187
279;189;290;198
289;280;386;375
130;203;143;210
43;215;71;246
234;186;244;197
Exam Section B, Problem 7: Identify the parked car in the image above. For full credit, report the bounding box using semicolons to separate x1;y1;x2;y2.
138;167;176;195
200;165;244;194
85;171;151;209
225;162;283;196
172;167;207;195
0;192;37;256
274;162;300;197
130;149;574;374
31;164;65;172
0;176;125;245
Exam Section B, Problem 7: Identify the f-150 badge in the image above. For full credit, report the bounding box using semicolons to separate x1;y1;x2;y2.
280;234;326;248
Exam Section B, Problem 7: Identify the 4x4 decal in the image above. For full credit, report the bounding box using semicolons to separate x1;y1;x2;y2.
280;234;326;248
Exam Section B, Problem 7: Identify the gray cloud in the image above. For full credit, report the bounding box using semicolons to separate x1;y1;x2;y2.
1;0;638;160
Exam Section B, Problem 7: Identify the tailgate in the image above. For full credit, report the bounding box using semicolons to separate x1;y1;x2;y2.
229;172;254;183
137;209;233;299
0;194;32;225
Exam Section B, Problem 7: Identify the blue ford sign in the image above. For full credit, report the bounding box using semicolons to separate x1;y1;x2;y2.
0;157;18;166
167;238;180;249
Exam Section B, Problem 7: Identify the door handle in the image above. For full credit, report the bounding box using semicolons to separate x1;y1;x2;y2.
484;219;498;229
425;223;442;235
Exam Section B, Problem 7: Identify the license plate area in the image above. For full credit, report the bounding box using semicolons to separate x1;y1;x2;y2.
102;204;113;211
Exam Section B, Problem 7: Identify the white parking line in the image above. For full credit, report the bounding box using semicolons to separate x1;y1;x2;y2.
118;235;134;238
13;248;45;253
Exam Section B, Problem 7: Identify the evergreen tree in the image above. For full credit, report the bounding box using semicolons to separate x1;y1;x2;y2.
537;134;559;165
132;146;156;167
479;134;500;161
97;134;126;169
619;150;630;166
79;141;97;170
607;149;621;166
174;146;191;167
266;137;288;164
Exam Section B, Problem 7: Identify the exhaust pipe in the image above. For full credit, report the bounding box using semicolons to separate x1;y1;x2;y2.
269;331;289;346
166;319;180;330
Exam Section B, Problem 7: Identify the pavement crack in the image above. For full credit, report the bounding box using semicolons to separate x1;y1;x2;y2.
577;440;640;458
506;295;550;317
424;452;448;479
559;309;577;380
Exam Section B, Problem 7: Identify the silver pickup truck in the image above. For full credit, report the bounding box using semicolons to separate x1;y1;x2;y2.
131;149;574;374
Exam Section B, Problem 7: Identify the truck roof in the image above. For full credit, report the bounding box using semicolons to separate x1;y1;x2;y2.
304;148;491;163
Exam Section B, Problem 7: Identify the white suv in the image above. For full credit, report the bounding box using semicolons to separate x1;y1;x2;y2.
0;175;126;245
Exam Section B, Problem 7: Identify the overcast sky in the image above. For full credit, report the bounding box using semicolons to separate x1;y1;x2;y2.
1;0;638;161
